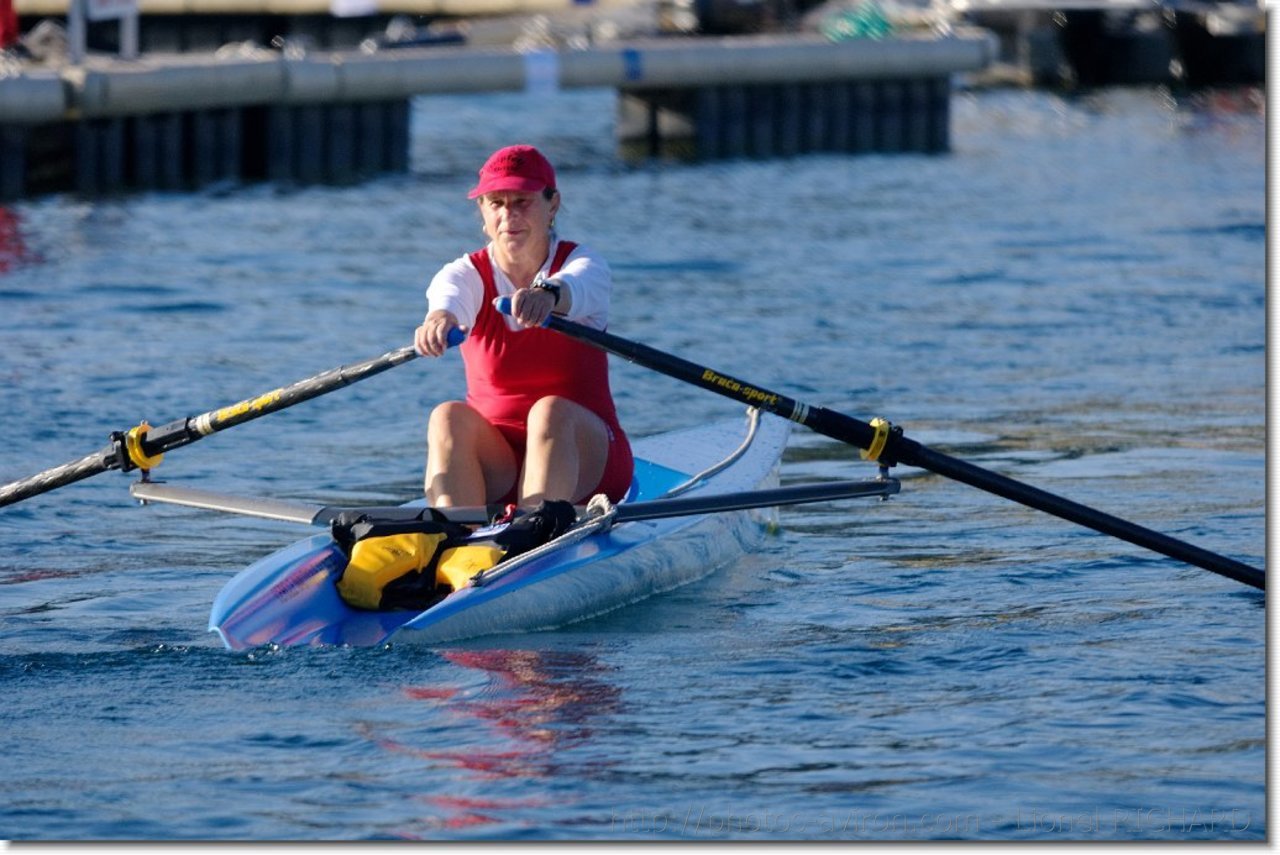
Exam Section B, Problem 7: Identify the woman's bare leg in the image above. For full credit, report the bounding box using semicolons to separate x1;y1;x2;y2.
425;401;518;507
520;396;610;505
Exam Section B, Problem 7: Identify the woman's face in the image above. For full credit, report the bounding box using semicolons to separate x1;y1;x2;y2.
479;190;559;260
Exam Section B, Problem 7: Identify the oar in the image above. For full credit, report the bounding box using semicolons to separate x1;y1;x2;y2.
497;301;1263;591
0;331;464;509
128;477;900;527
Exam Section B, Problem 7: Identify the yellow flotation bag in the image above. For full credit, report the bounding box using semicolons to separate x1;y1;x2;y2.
336;531;453;610
332;511;495;611
331;499;577;611
435;544;506;591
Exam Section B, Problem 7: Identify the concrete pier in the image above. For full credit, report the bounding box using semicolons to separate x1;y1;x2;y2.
620;77;951;158
0;31;996;199
946;0;1265;88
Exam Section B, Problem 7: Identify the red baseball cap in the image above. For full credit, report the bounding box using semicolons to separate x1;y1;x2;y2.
467;145;557;199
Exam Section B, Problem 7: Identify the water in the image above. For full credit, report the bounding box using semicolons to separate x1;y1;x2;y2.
0;85;1264;841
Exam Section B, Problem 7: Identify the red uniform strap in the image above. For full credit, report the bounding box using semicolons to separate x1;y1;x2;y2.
549;240;576;275
460;241;620;431
467;240;577;287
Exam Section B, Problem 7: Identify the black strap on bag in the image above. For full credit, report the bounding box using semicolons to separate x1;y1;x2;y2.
329;506;471;556
331;508;476;611
490;500;578;559
331;500;579;611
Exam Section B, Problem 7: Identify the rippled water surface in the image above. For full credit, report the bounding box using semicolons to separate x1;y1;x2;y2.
0;85;1264;841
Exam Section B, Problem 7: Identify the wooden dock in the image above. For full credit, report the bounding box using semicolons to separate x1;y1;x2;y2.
0;30;996;199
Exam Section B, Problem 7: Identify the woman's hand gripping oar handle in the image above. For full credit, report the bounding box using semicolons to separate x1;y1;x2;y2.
0;330;466;509
495;302;1263;591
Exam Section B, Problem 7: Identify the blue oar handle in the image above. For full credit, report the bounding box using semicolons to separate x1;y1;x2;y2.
446;327;467;348
492;295;550;326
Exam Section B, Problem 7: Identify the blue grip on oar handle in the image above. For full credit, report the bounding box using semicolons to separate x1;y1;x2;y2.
492;296;550;326
447;327;466;348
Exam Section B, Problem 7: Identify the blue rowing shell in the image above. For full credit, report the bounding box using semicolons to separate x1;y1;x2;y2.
209;413;790;649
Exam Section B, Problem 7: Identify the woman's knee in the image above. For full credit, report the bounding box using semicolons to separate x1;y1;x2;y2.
526;397;610;466
428;401;479;449
525;396;583;439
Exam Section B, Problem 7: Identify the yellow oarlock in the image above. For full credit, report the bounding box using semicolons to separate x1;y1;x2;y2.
860;417;891;463
124;422;164;471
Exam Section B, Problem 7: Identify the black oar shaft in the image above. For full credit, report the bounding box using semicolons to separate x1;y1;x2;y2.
908;445;1264;590
540;315;1264;591
0;345;420;508
142;345;419;456
0;448;118;508
550;319;874;445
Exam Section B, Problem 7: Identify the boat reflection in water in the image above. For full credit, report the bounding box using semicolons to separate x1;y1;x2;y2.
0;206;40;274
366;647;624;835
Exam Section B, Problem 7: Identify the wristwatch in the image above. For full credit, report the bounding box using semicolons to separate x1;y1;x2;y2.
532;277;562;303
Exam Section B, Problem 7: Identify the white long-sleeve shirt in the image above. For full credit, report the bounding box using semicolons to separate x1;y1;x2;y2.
426;239;612;332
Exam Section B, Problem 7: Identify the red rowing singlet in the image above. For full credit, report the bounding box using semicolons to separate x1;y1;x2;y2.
460;241;633;500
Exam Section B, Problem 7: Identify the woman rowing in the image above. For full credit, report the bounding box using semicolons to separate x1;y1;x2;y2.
413;144;633;535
